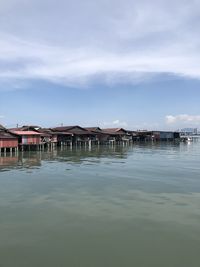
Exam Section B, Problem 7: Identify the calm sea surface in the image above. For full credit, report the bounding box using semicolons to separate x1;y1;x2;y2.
0;141;200;267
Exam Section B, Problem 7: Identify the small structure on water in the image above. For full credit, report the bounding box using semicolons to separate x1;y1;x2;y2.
52;126;96;146
131;130;180;142
101;128;132;144
0;125;19;153
9;130;42;151
38;128;73;147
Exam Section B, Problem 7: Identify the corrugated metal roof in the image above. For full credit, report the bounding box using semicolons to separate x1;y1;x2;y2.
52;126;88;132
102;128;126;132
52;126;95;135
53;131;73;135
39;132;52;137
39;129;73;135
0;131;18;139
101;128;127;134
10;131;41;136
85;127;102;132
9;126;41;131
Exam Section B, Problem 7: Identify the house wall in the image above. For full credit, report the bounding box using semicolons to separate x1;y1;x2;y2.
160;132;174;140
0;139;18;148
57;135;72;142
51;135;58;142
98;134;109;142
21;136;41;145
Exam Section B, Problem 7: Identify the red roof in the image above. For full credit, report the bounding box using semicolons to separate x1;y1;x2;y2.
10;130;41;136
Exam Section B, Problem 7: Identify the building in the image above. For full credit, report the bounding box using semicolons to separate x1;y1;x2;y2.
159;131;180;141
0;125;19;153
84;127;109;144
9;130;42;151
9;125;55;147
101;128;132;144
38;128;73;147
0;131;19;153
181;128;198;136
52;126;96;145
131;130;180;141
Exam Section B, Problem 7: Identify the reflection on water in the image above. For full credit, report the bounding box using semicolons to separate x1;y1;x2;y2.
0;142;200;267
0;142;184;171
0;145;131;171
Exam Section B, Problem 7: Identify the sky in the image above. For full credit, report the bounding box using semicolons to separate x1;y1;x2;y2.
0;0;200;130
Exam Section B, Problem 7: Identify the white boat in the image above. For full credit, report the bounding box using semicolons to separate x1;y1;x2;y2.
181;136;193;142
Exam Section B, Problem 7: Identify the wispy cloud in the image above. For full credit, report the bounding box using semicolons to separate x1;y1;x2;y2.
166;114;200;125
101;120;128;128
0;0;200;89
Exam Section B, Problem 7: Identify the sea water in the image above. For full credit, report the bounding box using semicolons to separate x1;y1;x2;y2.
0;141;200;267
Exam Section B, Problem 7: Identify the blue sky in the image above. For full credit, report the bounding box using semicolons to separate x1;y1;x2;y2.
0;0;200;130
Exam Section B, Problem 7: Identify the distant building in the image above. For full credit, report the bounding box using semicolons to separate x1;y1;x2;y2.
101;128;132;144
131;130;180;141
52;125;97;145
181;128;198;135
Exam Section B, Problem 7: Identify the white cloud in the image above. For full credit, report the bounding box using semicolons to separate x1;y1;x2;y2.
101;120;128;128
112;120;128;127
166;114;200;125
113;120;120;125
0;0;200;88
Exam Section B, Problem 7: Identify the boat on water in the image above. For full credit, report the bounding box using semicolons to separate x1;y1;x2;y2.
181;136;193;142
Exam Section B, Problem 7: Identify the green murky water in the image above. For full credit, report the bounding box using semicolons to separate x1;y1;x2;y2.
0;141;200;267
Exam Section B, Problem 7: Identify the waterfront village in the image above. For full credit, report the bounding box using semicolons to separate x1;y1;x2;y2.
0;124;198;154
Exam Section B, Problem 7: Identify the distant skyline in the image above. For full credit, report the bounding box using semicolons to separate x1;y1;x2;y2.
0;0;200;130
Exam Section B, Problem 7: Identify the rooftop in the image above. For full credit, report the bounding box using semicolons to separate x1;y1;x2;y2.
85;127;102;132
101;128;127;134
0;131;18;139
10;130;41;136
